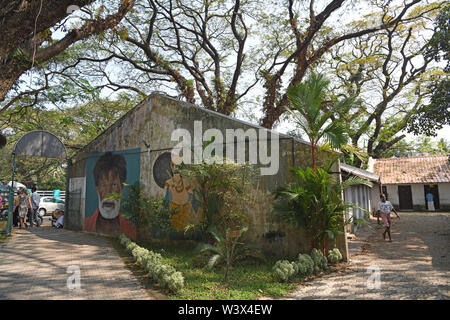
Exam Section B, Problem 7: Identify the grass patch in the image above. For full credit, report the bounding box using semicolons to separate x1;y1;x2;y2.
141;240;298;300
114;238;347;300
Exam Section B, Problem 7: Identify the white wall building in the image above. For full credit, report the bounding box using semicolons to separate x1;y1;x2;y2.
373;155;450;212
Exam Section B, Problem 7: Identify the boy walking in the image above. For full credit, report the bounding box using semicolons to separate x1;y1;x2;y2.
378;193;400;242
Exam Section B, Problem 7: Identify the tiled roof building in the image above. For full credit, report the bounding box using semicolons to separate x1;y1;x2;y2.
374;155;450;184
373;155;450;211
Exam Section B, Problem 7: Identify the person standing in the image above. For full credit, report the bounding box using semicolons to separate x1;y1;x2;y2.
378;193;400;242
13;193;19;227
31;186;41;227
18;188;33;229
426;192;435;211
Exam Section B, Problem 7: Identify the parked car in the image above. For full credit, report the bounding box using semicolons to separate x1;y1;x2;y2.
38;197;65;216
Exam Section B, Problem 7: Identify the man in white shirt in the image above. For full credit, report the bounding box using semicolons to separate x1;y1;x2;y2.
31;186;41;227
378;194;400;242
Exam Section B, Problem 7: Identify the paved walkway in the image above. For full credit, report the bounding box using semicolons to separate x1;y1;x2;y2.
0;224;153;300
287;212;450;300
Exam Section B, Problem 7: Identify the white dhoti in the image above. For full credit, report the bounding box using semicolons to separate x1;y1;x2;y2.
427;201;435;211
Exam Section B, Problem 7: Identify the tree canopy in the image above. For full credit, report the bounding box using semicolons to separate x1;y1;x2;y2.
0;0;448;167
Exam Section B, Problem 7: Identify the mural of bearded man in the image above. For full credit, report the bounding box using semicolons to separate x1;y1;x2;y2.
84;152;136;238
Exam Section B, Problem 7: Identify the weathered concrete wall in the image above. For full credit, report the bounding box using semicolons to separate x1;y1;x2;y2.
68;93;348;260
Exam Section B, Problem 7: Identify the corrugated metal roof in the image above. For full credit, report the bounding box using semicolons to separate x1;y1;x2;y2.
340;163;380;182
373;155;450;184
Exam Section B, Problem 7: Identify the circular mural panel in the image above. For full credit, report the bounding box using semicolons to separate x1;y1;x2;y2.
153;152;173;188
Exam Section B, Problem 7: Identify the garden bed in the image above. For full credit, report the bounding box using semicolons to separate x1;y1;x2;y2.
112;238;349;300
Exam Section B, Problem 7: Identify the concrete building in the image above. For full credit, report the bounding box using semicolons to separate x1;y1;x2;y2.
340;163;381;233
373;155;450;211
66;93;348;259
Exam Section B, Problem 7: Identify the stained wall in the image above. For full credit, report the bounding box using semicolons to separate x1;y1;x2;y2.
68;93;348;260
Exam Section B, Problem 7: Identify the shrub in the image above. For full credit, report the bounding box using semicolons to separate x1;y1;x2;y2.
126;241;138;253
167;271;184;293
158;265;177;287
119;234;184;293
327;248;343;264
273;260;296;282
297;254;314;277
132;247;151;266
119;234;131;247
310;248;328;273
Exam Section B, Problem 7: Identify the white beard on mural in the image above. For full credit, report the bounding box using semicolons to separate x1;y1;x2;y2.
98;194;121;219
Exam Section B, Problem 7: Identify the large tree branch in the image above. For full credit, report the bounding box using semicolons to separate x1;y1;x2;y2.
0;0;96;60
259;0;426;128
0;0;135;106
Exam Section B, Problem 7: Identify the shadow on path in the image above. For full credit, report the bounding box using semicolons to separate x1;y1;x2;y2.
0;226;153;300
288;212;450;300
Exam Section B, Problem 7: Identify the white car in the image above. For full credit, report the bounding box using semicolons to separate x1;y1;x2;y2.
38;197;65;216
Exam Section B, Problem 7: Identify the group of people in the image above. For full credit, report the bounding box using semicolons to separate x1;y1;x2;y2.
13;186;41;229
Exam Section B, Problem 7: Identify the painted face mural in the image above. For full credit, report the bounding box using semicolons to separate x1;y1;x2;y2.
97;170;123;219
85;149;140;239
154;152;201;232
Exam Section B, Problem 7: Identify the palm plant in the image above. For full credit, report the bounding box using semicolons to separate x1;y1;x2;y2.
320;142;369;165
286;73;357;171
193;225;261;282
273;161;372;253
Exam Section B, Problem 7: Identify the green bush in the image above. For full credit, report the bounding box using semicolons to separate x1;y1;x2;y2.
119;234;131;247
119;234;184;293
310;249;328;273
296;254;314;277
327;248;343;264
167;271;185;293
132;247;150;265
273;249;336;283
158;264;177;287
273;260;296;282
126;241;138;253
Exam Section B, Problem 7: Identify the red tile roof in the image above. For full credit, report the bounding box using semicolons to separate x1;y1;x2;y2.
373;155;450;184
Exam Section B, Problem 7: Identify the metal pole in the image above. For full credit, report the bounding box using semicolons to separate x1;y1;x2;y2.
64;159;72;229
7;152;16;236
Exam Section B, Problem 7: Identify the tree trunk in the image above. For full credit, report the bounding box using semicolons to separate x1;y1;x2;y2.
312;141;316;172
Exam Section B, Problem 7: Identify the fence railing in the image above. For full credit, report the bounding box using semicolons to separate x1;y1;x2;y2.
36;191;66;201
0;189;65;202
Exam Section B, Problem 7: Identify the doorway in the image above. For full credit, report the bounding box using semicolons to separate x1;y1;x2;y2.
424;184;440;210
398;185;413;210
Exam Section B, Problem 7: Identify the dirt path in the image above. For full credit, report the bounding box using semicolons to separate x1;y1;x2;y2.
287;212;450;300
0;225;154;300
